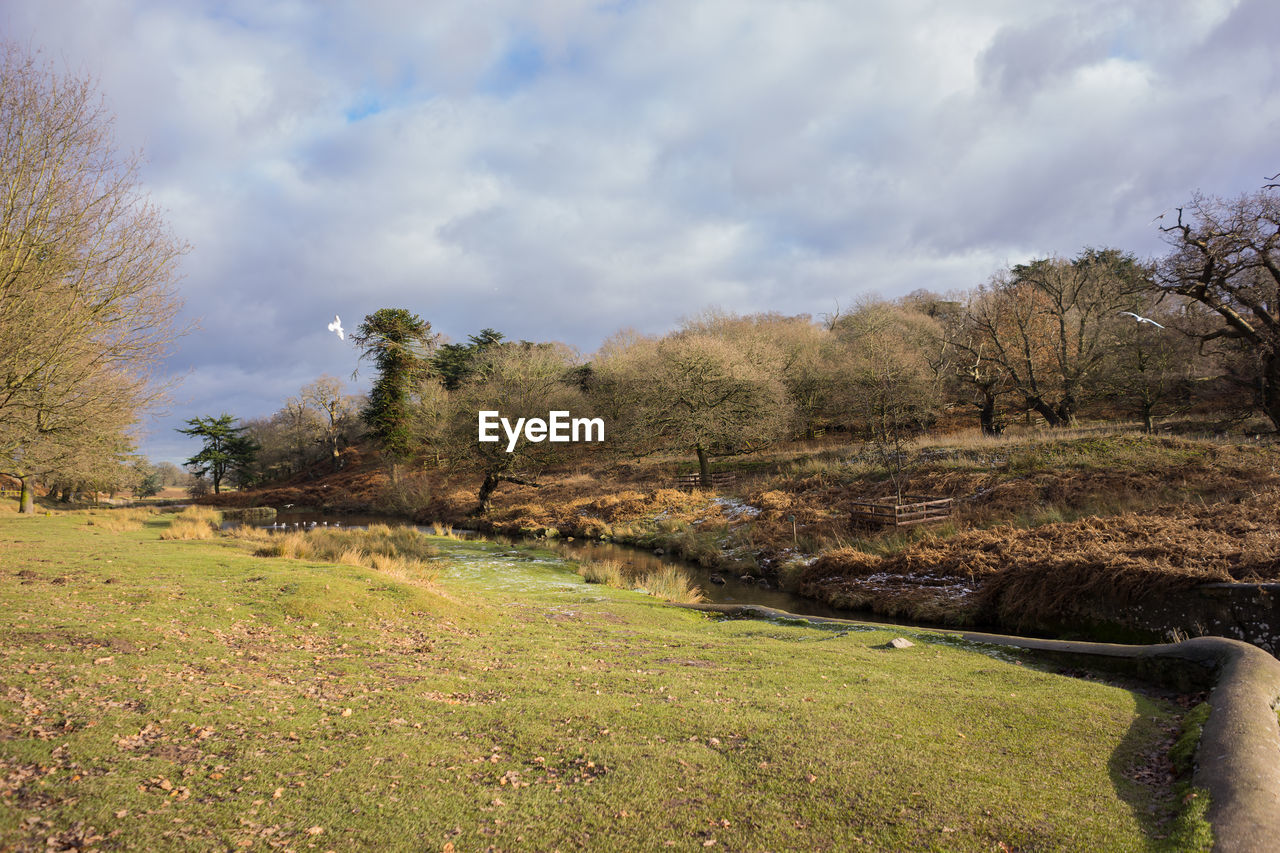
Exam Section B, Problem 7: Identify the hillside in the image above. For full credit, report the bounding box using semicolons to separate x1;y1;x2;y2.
202;426;1280;633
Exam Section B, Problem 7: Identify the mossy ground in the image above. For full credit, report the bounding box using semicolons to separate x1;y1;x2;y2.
0;509;1208;851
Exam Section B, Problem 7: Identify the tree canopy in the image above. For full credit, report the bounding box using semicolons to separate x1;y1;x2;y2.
178;415;258;495
0;43;186;511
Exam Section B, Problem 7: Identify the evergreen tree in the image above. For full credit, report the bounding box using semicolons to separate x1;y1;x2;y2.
431;328;505;390
353;309;436;462
177;414;258;494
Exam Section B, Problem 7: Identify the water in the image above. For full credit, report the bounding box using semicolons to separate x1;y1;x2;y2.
256;510;909;625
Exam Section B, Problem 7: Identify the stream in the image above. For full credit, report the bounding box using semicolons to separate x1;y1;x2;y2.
252;510;917;627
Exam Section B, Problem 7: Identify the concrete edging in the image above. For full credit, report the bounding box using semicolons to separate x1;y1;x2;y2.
674;602;1280;853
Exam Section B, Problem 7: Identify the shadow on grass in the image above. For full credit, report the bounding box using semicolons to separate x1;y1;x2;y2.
1107;695;1211;852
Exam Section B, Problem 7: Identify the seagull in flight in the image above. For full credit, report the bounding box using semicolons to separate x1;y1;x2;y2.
1120;311;1165;329
328;314;345;340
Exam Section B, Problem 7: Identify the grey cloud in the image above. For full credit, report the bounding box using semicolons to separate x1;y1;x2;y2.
4;0;1280;463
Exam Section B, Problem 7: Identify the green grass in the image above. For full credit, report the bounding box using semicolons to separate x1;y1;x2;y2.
0;511;1209;851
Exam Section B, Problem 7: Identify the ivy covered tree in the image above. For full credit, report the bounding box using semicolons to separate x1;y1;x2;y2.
177;414;258;494
353;309;436;470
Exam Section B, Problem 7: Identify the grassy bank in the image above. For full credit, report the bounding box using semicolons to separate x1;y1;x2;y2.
0;509;1208;850
189;427;1280;630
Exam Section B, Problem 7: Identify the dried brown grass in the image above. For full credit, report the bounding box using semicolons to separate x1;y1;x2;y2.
84;507;156;532
247;524;443;587
800;487;1280;626
159;507;222;540
577;558;705;604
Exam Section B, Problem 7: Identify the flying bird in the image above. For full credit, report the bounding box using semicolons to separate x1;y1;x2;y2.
328;314;345;340
1120;311;1165;329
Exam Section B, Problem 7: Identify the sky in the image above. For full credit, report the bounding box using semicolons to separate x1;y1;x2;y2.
3;0;1279;464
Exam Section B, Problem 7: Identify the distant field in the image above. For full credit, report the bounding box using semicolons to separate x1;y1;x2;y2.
0;510;1208;851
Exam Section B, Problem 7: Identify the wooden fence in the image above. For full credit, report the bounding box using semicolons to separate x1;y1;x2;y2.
671;472;737;490
850;496;952;528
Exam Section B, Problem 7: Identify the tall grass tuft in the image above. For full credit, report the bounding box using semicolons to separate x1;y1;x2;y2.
578;558;629;587
577;558;704;604
246;524;444;587
159;506;222;540
84;507;155;532
429;521;459;538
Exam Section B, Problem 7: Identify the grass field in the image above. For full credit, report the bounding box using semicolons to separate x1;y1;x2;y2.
0;509;1209;851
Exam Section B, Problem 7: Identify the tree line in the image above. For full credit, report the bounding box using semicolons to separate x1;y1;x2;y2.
191;191;1280;514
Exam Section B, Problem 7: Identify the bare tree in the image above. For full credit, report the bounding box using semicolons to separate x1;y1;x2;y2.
595;321;793;487
939;295;1017;435
1158;185;1280;429
442;342;587;514
0;44;186;511
301;375;360;470
967;249;1150;427
1098;299;1206;432
826;302;943;498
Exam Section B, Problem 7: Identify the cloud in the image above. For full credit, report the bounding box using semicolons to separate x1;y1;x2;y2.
3;0;1279;461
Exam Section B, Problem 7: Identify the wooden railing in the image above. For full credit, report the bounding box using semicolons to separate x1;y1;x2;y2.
671;472;737;490
851;496;952;528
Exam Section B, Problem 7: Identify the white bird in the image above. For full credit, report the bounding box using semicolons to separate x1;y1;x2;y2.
328;314;345;340
1120;311;1165;329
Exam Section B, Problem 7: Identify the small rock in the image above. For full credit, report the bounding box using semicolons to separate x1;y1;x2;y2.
889;637;914;649
653;548;665;556
708;574;726;585
738;575;755;584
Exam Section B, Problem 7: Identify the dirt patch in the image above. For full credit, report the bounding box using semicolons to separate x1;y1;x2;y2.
3;629;139;654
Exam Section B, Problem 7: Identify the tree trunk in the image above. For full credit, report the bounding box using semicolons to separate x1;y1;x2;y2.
1262;351;1280;432
475;473;499;516
19;477;34;514
1027;397;1062;427
474;472;539;515
1054;396;1077;427
696;444;711;489
977;393;998;435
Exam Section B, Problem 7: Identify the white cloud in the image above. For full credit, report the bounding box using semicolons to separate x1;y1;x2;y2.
3;0;1279;461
